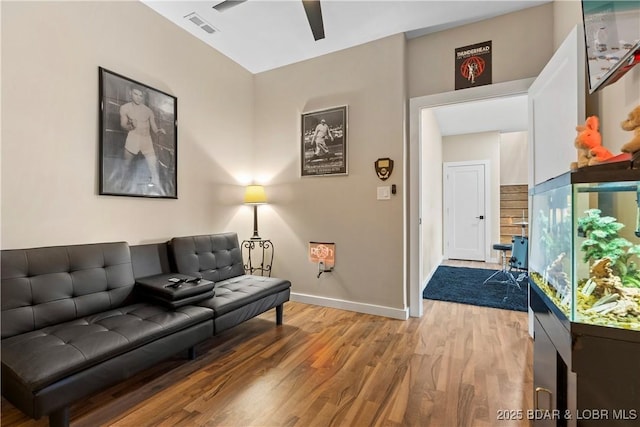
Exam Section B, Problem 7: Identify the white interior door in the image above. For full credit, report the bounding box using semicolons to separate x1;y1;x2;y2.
444;161;486;261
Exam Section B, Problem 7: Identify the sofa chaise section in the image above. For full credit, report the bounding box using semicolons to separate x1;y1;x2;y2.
169;233;291;333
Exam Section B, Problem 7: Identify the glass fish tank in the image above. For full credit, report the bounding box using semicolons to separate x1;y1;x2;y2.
529;167;640;331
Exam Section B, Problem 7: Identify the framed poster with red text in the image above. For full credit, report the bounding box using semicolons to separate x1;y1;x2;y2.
455;41;492;90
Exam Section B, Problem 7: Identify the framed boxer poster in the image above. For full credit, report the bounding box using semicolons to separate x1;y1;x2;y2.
99;67;177;198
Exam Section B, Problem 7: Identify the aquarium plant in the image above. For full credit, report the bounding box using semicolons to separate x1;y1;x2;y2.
536;208;572;268
578;209;640;287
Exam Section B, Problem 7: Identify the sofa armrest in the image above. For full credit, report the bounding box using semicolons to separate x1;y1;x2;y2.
135;273;215;308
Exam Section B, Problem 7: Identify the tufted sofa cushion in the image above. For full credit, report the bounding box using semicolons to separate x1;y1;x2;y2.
170;233;245;282
197;275;291;316
1;242;136;339
1;302;212;392
170;233;291;325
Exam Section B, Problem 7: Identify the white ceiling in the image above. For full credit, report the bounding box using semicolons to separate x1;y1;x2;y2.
432;94;529;136
143;0;536;136
142;0;550;74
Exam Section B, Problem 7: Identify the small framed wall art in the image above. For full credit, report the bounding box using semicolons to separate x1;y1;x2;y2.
99;67;178;198
454;40;492;90
300;105;348;177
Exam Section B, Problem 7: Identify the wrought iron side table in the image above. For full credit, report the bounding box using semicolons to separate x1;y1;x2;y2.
241;239;274;277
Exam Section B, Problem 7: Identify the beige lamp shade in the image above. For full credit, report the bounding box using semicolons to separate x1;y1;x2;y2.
244;185;267;204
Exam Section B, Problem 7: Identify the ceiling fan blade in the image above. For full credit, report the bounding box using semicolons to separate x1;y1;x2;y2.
302;0;325;41
213;0;247;12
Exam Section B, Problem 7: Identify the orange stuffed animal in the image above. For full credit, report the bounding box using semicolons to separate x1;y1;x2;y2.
570;116;614;170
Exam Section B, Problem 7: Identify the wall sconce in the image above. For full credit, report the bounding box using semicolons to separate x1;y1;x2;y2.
244;185;267;240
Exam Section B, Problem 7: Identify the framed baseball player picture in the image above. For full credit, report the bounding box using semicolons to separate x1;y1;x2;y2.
99;67;178;198
300;105;348;177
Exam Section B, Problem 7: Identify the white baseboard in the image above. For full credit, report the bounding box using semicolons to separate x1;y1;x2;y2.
422;256;444;292
448;257;499;264
291;292;409;320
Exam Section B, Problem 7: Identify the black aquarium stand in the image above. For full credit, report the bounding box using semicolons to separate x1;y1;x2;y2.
530;283;640;427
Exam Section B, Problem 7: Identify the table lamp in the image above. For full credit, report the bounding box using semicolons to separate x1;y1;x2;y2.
244;185;267;240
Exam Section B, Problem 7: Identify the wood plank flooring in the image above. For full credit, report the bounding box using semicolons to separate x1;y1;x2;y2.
1;300;533;427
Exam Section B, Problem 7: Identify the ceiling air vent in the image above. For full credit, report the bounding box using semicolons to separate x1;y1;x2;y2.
184;12;218;35
201;25;216;34
188;15;204;26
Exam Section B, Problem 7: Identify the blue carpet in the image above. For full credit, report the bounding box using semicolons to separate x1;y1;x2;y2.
422;266;527;312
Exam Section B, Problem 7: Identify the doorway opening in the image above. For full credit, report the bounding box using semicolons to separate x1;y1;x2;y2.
407;78;533;318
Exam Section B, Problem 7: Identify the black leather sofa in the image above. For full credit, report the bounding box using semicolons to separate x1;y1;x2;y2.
1;233;291;427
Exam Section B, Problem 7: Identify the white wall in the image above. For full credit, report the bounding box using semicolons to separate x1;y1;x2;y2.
407;3;554;98
500;131;528;185
1;1;254;249
420;109;443;286
252;35;407;317
553;0;584;51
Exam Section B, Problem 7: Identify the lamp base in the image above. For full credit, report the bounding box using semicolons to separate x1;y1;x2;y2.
251;205;261;240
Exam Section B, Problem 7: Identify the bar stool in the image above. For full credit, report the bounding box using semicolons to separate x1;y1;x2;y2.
509;235;529;284
483;242;518;286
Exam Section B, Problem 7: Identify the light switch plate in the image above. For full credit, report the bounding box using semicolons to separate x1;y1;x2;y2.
377;186;391;200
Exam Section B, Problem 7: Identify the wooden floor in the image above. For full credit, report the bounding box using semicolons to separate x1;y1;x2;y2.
1;299;533;427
